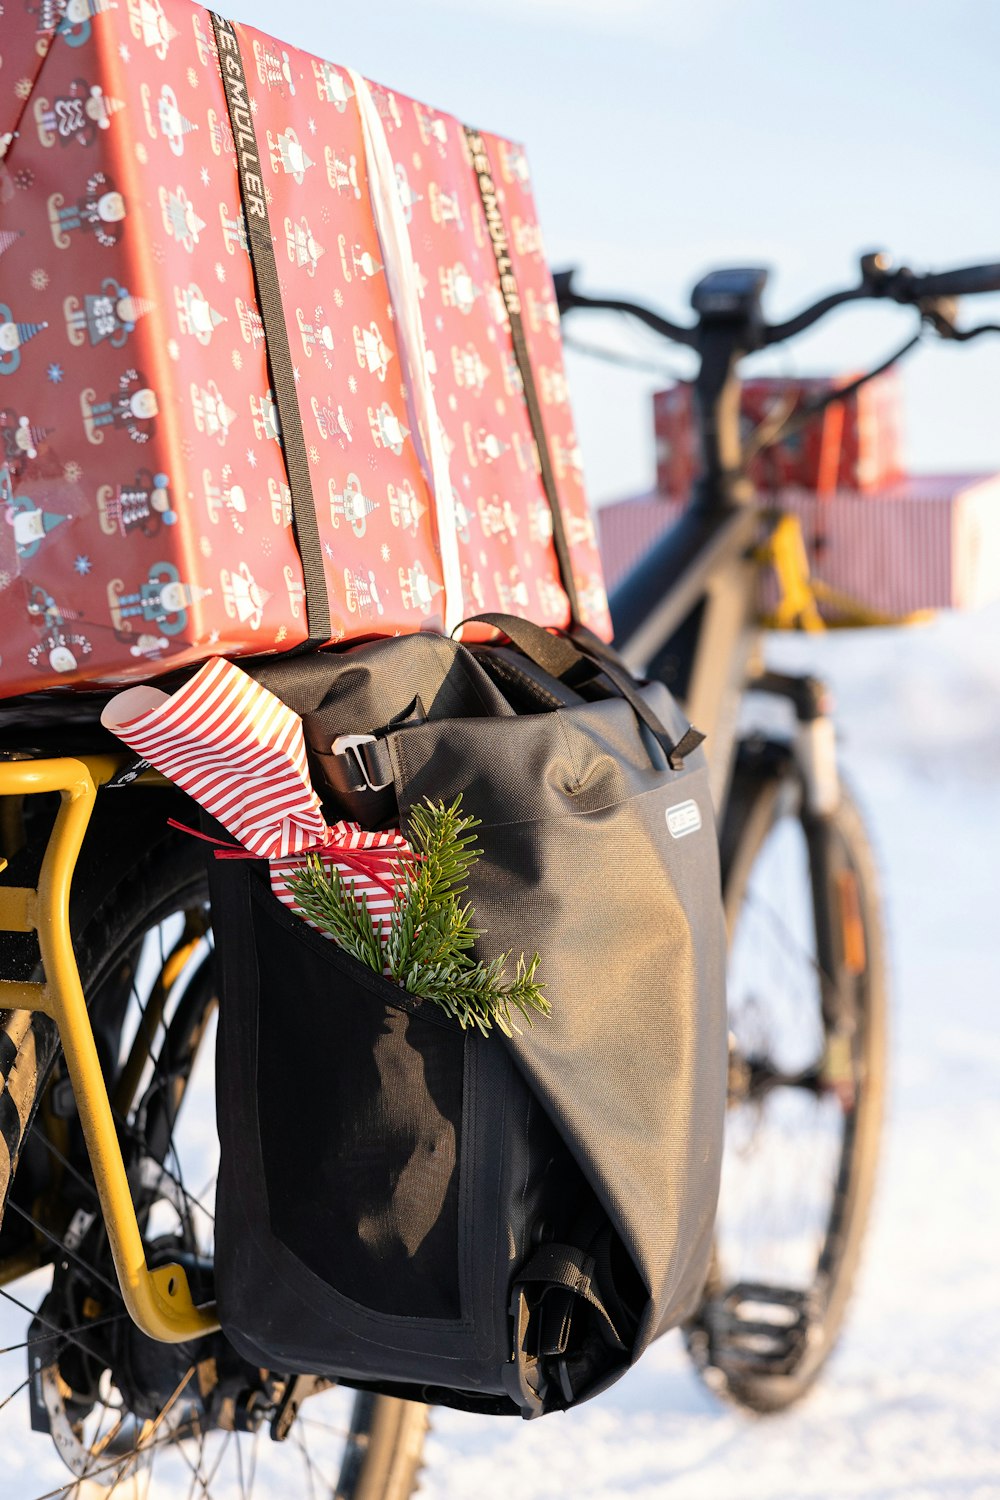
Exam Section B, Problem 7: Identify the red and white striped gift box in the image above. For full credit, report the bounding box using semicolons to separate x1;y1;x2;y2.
103;654;413;930
270;825;413;938
597;474;1000;616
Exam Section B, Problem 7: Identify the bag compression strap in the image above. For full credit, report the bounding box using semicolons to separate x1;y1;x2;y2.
463;129;582;626
515;1243;627;1354
210;14;331;648
504;1233;634;1417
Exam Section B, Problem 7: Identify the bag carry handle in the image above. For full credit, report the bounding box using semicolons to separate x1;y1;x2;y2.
463;614;705;770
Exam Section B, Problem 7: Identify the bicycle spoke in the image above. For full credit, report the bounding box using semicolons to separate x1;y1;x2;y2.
247;1425;261;1492
144;1437;158;1500
102;1368;197;1499
6;1202;124;1303
0;1375;29;1416
205;1433;234;1495
67;1390;117;1497
34;1131;103;1208
234;1426;249;1500
187;1422;210;1500
295;1427;320;1500
109;1106;215;1228
298;1415;351;1439
99;1447;139;1500
174;1422;233;1500
126;956;195;1247
296;1426;341;1498
0;1282;130;1381
189;1173;218;1222
27;1427;204;1500
0;1291;128;1358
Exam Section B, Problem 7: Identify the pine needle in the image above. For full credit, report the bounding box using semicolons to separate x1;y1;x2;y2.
285;797;549;1035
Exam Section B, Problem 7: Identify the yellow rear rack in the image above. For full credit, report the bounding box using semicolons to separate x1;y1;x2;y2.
0;755;218;1344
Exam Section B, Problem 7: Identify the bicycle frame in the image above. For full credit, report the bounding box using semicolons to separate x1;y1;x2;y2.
604;281;923;808
0;267;936;1353
611;503;762;808
610;300;771;808
566;254;980;802
0;755;219;1344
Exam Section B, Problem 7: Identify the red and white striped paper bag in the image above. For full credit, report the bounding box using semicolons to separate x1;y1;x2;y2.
102;655;412;930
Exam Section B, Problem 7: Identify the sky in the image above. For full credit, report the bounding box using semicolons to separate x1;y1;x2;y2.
229;0;1000;504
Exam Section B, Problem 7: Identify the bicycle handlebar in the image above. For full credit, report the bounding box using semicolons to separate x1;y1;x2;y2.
895;261;1000;299
762;287;867;346
551;269;697;347
555;255;1000;352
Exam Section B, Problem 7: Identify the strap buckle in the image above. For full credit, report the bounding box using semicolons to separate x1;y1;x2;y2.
330;734;392;793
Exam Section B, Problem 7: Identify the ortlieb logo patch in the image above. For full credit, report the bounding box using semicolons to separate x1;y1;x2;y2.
666;799;702;839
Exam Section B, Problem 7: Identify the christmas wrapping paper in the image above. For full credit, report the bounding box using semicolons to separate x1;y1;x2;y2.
103;653;412;925
0;0;610;700
654;373;904;501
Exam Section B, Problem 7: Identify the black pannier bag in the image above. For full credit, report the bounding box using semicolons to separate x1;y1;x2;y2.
207;615;728;1418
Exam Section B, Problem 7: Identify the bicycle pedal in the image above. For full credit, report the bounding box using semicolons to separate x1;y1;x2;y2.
703;1281;815;1378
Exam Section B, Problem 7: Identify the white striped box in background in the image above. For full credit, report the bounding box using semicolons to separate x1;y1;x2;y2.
597;473;1000;618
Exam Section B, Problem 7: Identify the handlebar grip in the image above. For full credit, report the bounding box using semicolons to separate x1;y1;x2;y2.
902;262;1000;299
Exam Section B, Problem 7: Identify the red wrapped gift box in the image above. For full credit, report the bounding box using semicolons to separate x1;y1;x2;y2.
0;0;609;700
653;372;904;501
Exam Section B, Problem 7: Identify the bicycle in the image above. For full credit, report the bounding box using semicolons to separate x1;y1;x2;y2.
0;252;997;1496
557;251;1000;1412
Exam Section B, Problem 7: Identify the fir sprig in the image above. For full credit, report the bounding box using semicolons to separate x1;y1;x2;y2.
285;797;549;1037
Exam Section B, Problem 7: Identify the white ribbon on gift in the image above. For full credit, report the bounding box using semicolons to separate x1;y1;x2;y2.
348;68;464;637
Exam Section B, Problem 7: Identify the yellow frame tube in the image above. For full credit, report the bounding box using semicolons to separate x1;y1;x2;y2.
0;756;218;1343
757;513;934;632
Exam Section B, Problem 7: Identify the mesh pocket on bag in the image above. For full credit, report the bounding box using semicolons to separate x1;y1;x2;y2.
250;882;465;1320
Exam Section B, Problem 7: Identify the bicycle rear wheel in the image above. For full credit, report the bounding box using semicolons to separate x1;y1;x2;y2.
684;742;887;1412
0;814;428;1498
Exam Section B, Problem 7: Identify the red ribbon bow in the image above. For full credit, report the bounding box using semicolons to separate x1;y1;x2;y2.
167;818;418;898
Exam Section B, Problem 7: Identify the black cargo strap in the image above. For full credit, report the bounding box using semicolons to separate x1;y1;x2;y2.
503;1235;631;1416
469;613;705;770
210;14;331;647
328;734;394;795
514;1243;626;1355
463;129;582;625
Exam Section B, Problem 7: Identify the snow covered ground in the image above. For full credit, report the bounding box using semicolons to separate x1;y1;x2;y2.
2;604;998;1497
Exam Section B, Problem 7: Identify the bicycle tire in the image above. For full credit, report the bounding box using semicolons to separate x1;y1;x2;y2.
684;741;887;1413
1;817;429;1498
